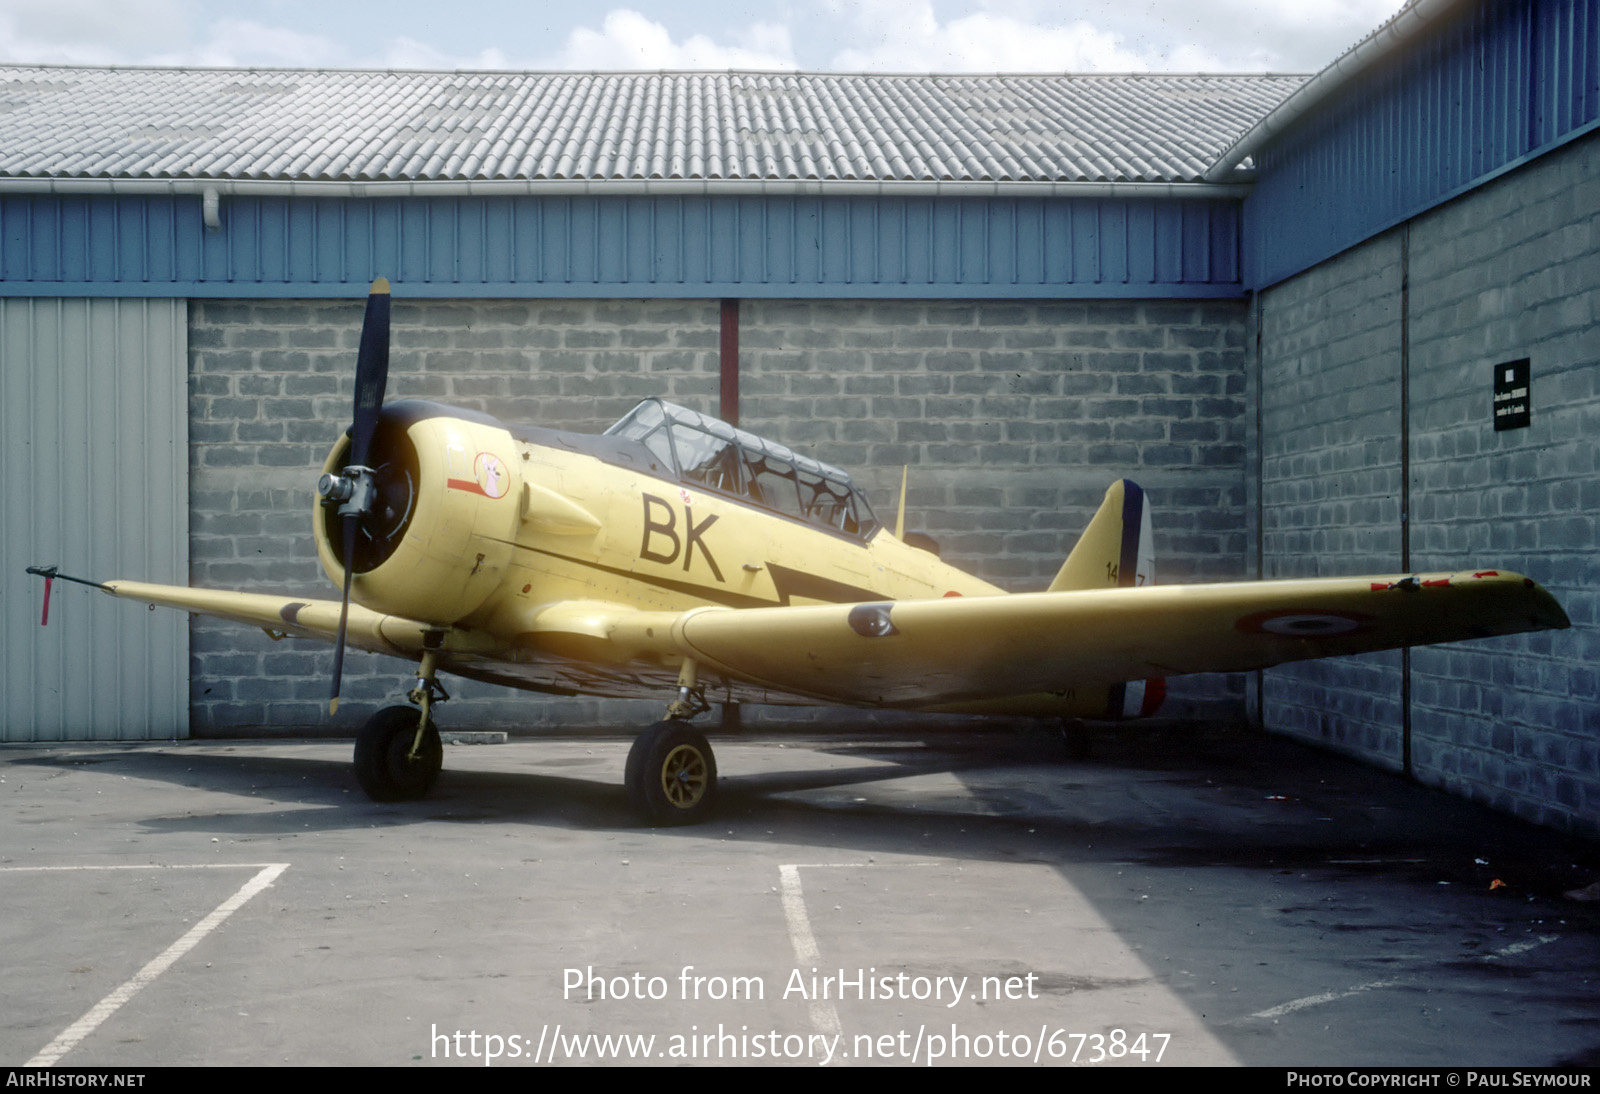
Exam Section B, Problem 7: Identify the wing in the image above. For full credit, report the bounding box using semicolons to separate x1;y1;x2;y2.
100;581;505;661
98;581;691;701
99;569;1568;716
667;570;1570;711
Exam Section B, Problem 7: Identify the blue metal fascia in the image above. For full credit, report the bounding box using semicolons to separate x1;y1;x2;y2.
0;279;1246;300
1244;0;1600;289
1;192;1246;299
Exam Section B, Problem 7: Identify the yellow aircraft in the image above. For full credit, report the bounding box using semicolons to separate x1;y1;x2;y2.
28;280;1570;825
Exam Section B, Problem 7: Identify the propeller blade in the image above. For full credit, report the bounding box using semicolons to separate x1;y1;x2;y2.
329;514;359;715
329;277;391;715
350;277;391;468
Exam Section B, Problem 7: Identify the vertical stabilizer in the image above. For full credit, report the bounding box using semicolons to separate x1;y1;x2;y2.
1050;480;1164;719
1047;479;1154;592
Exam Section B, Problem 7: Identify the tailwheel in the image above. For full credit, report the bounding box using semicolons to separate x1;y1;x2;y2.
1061;717;1092;761
626;720;717;826
354;705;443;801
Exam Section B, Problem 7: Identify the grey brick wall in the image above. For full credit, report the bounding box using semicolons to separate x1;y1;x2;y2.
1256;231;1407;764
1404;131;1599;833
187;293;1251;734
1256;129;1599;834
739;299;1249;586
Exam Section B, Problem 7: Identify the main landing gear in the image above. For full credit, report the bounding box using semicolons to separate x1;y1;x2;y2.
350;652;722;826
353;647;447;802
354;705;442;800
624;658;719;826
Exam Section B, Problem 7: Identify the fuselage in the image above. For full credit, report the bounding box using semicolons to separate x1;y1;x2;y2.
312;398;1002;703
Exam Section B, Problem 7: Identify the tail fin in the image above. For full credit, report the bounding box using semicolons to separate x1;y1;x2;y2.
1051;481;1165;720
1048;479;1154;593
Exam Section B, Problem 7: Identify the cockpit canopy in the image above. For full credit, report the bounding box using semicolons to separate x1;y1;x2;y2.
605;399;879;538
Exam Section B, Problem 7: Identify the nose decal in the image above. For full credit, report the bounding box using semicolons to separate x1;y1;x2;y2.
448;451;510;499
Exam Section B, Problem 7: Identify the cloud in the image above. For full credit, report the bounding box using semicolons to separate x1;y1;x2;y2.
0;0;1409;73
186;20;346;68
1100;0;1410;70
0;0;351;67
832;8;1150;72
552;9;797;70
821;0;1407;73
0;0;194;64
381;37;512;71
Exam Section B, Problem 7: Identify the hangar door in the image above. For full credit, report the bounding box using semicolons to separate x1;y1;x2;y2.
0;298;189;741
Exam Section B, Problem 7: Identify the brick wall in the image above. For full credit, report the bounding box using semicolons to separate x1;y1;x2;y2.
1256;231;1407;764
1256;130;1599;834
1404;131;1599;832
187;294;1251;734
739;299;1249;588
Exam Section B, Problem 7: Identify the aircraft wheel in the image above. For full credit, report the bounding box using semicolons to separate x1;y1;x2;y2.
1061;717;1091;761
626;720;717;826
354;705;443;802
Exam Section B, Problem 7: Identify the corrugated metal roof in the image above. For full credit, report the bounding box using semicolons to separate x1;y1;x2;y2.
0;67;1304;186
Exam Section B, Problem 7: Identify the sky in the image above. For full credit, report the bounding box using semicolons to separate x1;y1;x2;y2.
0;0;1408;74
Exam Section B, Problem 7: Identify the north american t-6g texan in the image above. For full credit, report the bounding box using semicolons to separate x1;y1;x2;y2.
29;280;1570;825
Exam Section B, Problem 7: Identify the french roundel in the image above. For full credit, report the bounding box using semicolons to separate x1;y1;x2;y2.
1235;609;1371;637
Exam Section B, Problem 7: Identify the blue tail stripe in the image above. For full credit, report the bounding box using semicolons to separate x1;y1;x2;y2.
1117;479;1144;589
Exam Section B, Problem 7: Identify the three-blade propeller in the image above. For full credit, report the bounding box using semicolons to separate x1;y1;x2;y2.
318;278;392;714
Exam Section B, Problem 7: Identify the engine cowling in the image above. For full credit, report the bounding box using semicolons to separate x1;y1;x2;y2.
314;400;523;625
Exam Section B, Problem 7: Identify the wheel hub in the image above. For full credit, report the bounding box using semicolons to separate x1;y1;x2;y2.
660;744;707;807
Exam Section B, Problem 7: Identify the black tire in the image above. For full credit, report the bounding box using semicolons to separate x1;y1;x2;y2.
354;705;443;801
625;721;717;826
1061;717;1092;761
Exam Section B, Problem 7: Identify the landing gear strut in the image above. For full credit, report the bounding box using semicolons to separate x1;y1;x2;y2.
353;645;447;801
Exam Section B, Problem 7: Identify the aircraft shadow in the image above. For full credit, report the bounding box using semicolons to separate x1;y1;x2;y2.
8;727;1598;895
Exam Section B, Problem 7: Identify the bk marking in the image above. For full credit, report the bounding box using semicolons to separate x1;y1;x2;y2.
640;493;724;582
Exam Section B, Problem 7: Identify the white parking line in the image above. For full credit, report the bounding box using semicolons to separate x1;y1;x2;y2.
779;864;859;1036
18;862;289;1066
777;860;1238;1065
1246;935;1560;1021
1249;979;1401;1019
1482;935;1558;959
